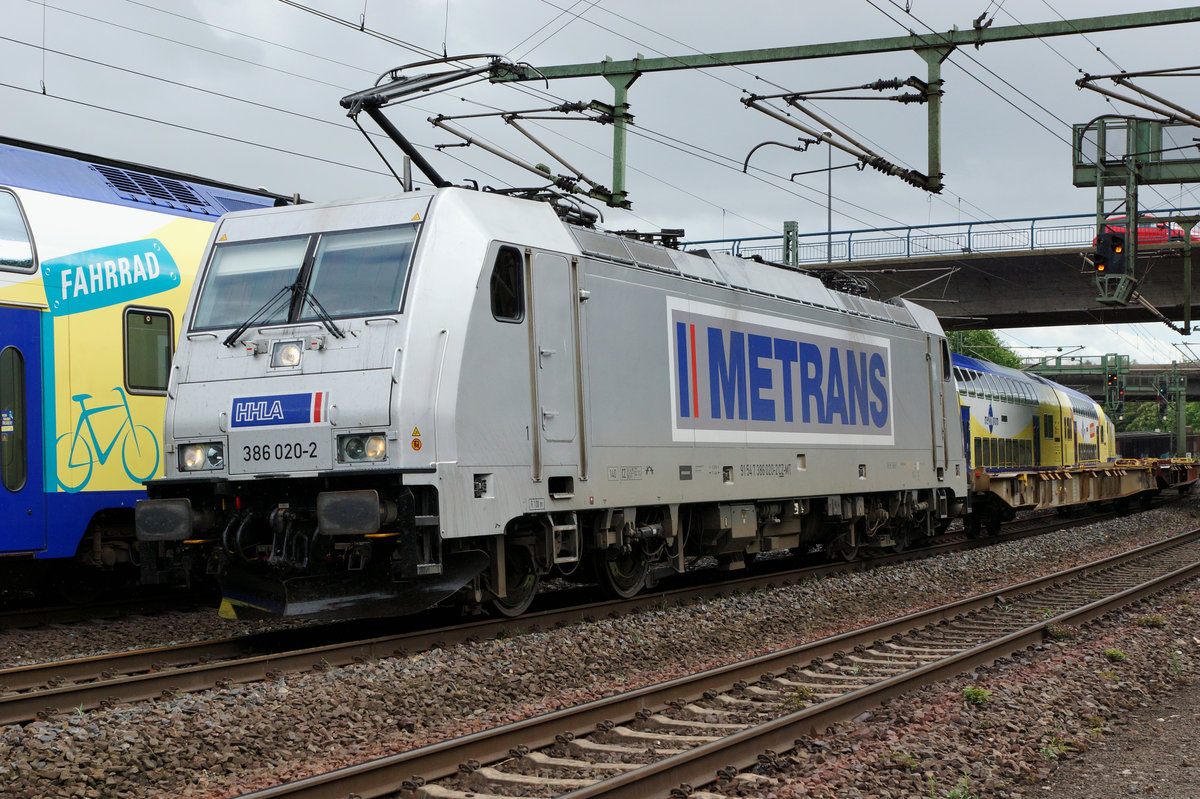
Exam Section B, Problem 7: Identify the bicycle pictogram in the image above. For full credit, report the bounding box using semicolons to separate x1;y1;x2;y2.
54;387;159;493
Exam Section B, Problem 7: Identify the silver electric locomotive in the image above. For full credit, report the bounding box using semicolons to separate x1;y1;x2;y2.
136;188;968;618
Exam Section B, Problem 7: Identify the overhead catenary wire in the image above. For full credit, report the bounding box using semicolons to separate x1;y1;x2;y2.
515;0;1049;235
9;0;1186;255
33;0;1006;239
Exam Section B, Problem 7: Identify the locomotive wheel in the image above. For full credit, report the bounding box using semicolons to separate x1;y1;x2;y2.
489;546;540;618
826;535;860;563
593;547;648;599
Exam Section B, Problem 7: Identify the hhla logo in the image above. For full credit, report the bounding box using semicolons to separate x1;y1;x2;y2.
230;392;324;428
234;400;285;424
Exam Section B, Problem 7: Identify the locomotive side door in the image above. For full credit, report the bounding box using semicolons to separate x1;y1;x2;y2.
0;305;47;553
927;336;947;471
528;251;579;473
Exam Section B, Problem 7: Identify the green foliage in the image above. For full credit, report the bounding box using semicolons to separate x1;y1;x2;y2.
962;686;993;705
1114;400;1200;434
1039;736;1068;760
1138;614;1167;629
948;330;1021;370
780;684;816;710
1169;650;1188;683
1103;648;1129;663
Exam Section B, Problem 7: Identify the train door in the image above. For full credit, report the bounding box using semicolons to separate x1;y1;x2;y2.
1032;415;1041;465
529;252;579;472
0;306;46;553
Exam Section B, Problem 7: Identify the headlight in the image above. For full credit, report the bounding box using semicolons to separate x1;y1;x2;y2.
271;340;302;368
179;442;225;471
338;433;387;463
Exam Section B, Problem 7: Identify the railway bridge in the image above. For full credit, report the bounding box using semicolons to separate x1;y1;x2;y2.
688;208;1200;331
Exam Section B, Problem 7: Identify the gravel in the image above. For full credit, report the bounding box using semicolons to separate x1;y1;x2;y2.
1;498;1198;798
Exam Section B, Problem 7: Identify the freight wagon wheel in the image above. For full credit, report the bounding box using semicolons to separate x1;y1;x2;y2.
827;540;860;562
593;547;648;599
826;529;860;562
489;545;540;618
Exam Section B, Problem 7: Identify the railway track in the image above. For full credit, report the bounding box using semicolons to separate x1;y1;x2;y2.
227;527;1200;799
0;501;1163;727
0;590;201;631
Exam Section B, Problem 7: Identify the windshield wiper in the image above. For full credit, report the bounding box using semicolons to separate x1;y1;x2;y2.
296;285;346;339
221;282;345;347
221;284;295;348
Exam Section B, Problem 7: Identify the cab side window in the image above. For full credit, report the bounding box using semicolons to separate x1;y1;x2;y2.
0;190;36;273
125;308;173;395
490;246;524;322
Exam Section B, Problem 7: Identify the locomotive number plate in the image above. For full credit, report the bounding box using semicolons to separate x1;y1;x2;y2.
229;433;332;474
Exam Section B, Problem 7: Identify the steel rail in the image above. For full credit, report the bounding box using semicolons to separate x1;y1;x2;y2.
0;592;199;631
0;505;1142;726
228;528;1200;799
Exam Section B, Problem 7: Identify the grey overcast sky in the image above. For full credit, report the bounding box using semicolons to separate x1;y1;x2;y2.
4;0;1200;361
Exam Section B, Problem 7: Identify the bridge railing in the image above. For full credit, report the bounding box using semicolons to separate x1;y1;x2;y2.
686;207;1200;266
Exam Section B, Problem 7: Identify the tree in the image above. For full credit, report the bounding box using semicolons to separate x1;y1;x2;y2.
948;330;1022;370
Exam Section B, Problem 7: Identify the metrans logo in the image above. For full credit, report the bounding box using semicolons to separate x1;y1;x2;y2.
669;299;892;444
231;392;324;428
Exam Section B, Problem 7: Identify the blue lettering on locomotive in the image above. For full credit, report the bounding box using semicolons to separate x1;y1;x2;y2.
708;328;747;421
670;304;892;441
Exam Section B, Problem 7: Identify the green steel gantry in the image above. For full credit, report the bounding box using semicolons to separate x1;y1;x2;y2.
1024;353;1190;455
491;8;1200;207
1073;117;1200;314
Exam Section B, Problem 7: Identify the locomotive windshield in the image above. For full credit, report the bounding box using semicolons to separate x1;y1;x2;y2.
192;224;418;330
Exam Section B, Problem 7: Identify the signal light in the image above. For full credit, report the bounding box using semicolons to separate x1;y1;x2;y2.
1096;232;1126;274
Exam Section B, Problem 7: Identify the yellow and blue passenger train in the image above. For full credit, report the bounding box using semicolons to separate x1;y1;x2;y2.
953;353;1116;472
951;353;1146;534
0;138;279;594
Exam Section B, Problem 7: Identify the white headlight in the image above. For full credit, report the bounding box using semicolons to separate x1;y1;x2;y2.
271;340;302;368
364;435;386;460
338;433;387;463
181;444;207;471
180;442;224;471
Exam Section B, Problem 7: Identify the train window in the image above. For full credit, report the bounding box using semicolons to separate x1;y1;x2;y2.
941;341;951;382
0;346;26;491
0;190;36;273
193;236;309;330
490;246;524;322
1044;414;1054;438
1065;417;1073;440
125;308;173;394
301;225;417;319
973;436;982;467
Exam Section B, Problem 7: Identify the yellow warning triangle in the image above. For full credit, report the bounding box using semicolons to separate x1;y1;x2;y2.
411;213;421;222
218;234;227;241
411;426;421;437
